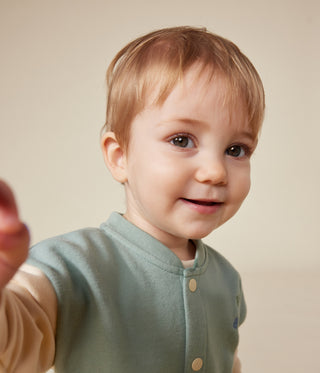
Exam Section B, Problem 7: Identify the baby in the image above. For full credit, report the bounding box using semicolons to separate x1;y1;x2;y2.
0;26;265;372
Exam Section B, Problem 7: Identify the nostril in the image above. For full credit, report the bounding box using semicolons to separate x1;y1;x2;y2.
195;166;228;185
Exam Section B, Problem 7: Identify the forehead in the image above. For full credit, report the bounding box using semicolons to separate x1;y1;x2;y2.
148;64;249;131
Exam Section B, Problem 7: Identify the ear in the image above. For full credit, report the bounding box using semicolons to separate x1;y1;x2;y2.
101;132;127;183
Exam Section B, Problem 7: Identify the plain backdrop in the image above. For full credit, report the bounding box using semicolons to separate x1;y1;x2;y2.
0;0;319;372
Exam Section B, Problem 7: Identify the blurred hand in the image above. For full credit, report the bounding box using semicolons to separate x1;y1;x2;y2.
0;180;30;289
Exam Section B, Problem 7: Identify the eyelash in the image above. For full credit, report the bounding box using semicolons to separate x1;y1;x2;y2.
226;144;253;158
168;134;253;158
169;133;196;149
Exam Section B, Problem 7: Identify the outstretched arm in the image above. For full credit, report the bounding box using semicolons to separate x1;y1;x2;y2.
0;180;56;372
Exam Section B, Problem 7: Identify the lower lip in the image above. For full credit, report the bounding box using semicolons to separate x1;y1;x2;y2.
181;199;223;215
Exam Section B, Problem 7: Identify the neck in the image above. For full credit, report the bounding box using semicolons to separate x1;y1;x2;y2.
123;212;196;261
170;240;196;261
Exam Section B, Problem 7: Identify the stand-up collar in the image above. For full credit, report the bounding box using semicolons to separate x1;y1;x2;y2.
101;212;208;275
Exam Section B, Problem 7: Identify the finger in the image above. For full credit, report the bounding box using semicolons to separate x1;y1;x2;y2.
0;180;22;233
0;224;30;288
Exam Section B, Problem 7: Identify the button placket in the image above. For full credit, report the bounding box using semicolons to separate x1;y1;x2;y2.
183;272;206;372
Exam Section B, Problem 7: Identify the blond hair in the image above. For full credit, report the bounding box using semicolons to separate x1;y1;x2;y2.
102;26;265;150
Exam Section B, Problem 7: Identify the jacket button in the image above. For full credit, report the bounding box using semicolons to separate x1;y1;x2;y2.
189;278;197;292
192;358;203;371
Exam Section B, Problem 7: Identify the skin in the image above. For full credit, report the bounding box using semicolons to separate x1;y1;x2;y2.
102;64;257;261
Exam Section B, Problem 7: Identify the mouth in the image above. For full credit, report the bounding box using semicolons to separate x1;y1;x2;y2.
180;198;223;214
181;198;223;206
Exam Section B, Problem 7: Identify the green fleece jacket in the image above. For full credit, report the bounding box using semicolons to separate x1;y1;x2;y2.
27;212;246;372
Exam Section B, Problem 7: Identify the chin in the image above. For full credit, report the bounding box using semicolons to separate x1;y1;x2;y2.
186;227;218;240
189;224;225;240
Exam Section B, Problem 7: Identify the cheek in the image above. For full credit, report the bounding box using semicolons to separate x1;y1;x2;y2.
240;175;251;201
232;168;251;202
146;152;186;181
242;179;251;201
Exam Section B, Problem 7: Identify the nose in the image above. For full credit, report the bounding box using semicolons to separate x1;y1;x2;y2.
194;156;228;185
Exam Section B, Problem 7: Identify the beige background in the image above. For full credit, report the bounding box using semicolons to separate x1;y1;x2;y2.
0;0;319;372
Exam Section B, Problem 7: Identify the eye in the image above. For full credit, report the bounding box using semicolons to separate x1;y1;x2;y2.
226;144;249;158
170;135;195;148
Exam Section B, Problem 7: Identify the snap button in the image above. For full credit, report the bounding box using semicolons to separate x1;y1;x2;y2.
192;357;203;371
189;278;197;292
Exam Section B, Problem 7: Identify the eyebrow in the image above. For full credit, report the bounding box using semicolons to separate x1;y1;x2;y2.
157;117;207;128
158;116;256;142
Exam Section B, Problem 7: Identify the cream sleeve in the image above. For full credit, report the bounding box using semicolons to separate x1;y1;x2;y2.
0;264;57;373
232;348;242;373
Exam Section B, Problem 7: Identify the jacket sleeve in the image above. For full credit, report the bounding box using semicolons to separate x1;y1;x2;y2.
0;264;57;373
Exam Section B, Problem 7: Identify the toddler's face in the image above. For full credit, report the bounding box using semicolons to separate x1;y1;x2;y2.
122;64;256;251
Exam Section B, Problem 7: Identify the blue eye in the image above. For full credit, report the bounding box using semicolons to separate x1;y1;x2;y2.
226;145;247;158
170;135;195;148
